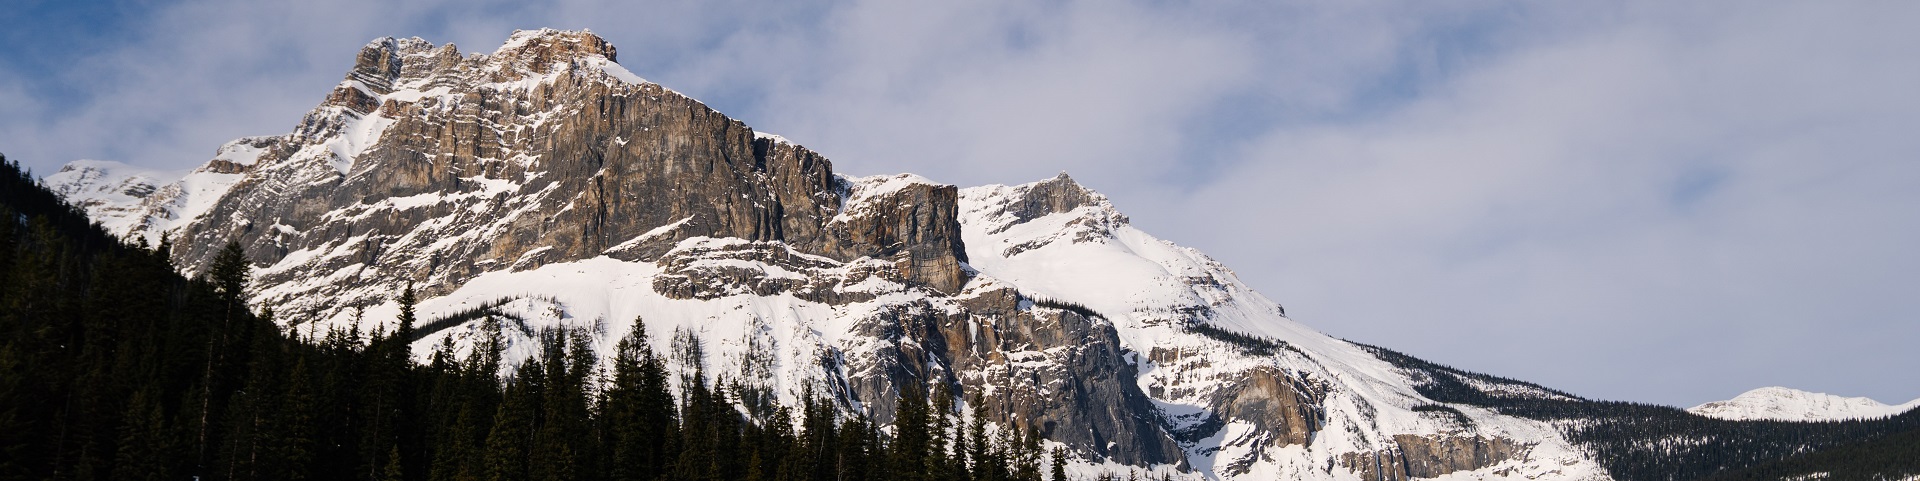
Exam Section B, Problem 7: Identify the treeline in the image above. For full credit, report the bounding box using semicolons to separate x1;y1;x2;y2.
1026;293;1301;359
405;296;523;342
1357;342;1920;481
0;157;1099;481
1183;322;1299;357
1027;296;1102;322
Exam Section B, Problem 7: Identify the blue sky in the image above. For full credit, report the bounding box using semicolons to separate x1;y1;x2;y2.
3;0;1917;408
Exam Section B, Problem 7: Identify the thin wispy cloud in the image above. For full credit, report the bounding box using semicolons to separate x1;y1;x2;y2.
2;0;1914;407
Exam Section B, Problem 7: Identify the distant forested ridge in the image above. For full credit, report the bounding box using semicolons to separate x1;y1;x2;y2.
1359;343;1920;481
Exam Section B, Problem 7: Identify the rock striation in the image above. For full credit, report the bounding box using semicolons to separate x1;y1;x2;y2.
1340;435;1528;481
154;29;968;320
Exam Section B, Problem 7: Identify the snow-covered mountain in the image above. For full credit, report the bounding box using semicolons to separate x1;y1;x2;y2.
1688;387;1920;422
52;29;1618;480
42;156;253;241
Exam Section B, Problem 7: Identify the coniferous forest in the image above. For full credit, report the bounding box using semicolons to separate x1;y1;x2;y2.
0;156;1105;481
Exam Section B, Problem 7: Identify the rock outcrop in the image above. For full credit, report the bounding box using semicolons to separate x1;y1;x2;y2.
1212;367;1326;449
157;29;967;321
1340;434;1529;480
941;284;1186;466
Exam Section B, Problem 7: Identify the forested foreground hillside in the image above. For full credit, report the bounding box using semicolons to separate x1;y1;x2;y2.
0;155;1139;481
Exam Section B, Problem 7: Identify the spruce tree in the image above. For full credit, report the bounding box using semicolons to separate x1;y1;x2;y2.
209;241;250;309
967;394;994;481
1048;447;1067;481
836;415;874;481
382;444;406;481
799;391;838;481
530;331;595;481
111;389;172;481
891;382;932;481
990;424;1018;481
1016;426;1043;481
281;357;318;481
672;342;718;481
484;364;538;481
397;282;417;342
932;382;957;481
605;319;675;481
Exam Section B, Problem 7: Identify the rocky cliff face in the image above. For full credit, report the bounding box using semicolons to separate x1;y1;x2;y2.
53;29;1616;480
121;27;1150;463
155;29;967;321
1340;435;1527;481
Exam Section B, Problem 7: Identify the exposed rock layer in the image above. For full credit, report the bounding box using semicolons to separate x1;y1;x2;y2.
1341;434;1528;480
166;30;967;315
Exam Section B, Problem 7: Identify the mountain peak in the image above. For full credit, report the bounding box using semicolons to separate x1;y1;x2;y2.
359;35;436;54
497;28;616;64
1007;171;1122;226
338;29;622;102
347;36;457;94
1689;386;1920;422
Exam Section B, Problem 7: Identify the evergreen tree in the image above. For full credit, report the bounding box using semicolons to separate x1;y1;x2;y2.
990;423;1019;481
191;240;256;479
836;414;876;481
672;337;718;481
111;389;173;481
484;364;538;481
1016;426;1043;481
397;282;417;341
798;390;838;481
530;331;596;481
360;322;417;481
891;382;932;481
931;382;957;481
281;357;318;481
604;318;676;481
1049;447;1067;481
383;444;406;481
208;241;250;309
951;401;970;481
967;394;996;481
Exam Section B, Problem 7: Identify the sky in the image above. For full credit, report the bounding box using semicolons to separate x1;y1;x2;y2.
3;0;1917;408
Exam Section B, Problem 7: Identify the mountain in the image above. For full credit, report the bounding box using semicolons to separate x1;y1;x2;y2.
53;28;1606;480
1689;387;1920;422
43;152;257;241
47;29;1916;480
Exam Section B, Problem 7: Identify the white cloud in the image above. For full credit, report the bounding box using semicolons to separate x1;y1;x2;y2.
1145;1;1920;405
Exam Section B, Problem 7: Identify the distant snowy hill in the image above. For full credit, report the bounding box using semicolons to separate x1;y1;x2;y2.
42;141;267;246
1689;387;1920;422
